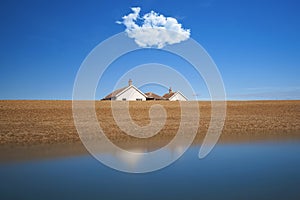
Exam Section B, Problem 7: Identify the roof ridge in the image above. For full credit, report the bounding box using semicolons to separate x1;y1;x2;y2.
103;86;129;99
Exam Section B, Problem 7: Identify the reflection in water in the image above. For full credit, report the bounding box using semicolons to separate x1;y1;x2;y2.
93;142;188;172
116;148;144;169
1;141;300;200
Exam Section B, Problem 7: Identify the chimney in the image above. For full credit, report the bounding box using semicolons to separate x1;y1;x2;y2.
169;87;172;93
128;79;132;86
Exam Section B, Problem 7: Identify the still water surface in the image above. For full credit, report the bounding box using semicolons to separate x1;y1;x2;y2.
1;141;300;200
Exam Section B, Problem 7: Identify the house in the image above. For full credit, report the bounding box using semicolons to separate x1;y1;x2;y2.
163;87;188;101
102;79;147;101
145;92;165;100
102;80;188;101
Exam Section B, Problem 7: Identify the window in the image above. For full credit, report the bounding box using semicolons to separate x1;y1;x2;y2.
136;98;142;101
122;98;126;101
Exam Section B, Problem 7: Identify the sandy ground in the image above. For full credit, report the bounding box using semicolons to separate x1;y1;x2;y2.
0;100;299;162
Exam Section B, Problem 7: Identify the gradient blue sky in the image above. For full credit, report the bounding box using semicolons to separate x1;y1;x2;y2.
0;0;299;100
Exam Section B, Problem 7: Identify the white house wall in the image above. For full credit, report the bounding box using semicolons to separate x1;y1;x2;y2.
169;93;187;101
116;87;146;101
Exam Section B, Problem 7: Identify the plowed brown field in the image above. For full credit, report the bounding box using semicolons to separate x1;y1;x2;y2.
1;100;299;146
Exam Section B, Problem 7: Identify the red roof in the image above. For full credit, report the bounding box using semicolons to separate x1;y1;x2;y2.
162;92;175;99
103;86;127;99
145;92;165;100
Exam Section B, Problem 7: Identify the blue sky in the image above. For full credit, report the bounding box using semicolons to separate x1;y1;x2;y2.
0;0;299;100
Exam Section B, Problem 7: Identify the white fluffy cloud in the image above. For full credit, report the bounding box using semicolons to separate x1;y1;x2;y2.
117;7;190;48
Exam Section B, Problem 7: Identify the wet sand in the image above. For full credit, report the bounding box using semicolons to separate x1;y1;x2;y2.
0;100;299;162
